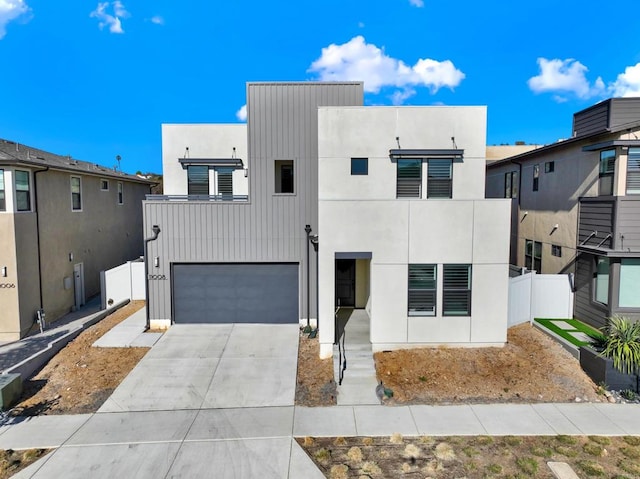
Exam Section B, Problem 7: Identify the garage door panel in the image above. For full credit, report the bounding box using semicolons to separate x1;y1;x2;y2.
173;264;299;324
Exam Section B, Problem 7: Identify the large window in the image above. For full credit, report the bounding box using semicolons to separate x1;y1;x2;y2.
275;160;294;193
71;176;82;211
594;257;609;305
15;170;30;211
396;159;421;198
427;159;452;198
217;168;233;199
619;258;640;308
443;264;471;316
532;164;540;191
187;165;209;195
504;170;519;198
599;149;615;196
525;239;542;271
0;169;5;211
351;158;368;176
627;147;640;195
408;264;436;316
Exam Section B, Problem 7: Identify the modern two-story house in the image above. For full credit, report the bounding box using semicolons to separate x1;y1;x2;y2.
486;98;640;328
0;140;152;340
143;82;511;358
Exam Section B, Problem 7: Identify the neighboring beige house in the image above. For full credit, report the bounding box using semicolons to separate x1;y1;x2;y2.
486;98;640;328
0;139;152;340
486;143;542;164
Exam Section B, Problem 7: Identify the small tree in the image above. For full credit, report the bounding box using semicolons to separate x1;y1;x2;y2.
600;315;640;376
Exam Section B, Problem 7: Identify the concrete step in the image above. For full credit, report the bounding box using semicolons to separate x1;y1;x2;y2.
336;377;380;406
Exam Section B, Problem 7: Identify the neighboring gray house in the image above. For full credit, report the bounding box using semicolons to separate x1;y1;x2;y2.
0;139;152;340
144;82;511;357
486;98;640;328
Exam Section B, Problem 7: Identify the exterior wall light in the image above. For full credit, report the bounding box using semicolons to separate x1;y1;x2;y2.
154;257;160;268
1;266;6;277
69;253;73;262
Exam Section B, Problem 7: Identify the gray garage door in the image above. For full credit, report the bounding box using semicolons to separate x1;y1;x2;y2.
172;263;299;324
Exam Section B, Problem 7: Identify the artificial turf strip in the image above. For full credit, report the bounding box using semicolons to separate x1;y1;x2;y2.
534;318;601;347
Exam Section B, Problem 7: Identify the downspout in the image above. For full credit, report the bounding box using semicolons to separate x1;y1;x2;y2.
304;225;311;329
144;224;161;330
33;166;49;314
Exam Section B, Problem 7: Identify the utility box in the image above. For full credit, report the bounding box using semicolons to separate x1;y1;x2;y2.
0;374;22;410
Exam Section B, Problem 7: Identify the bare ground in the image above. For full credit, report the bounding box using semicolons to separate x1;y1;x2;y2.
296;331;337;406
10;301;151;416
374;323;601;404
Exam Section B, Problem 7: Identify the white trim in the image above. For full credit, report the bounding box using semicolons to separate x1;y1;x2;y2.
70;175;82;212
100;178;109;191
117;181;124;205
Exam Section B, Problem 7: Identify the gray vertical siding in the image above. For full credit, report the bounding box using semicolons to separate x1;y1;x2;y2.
610;98;640;131
574;254;608;329
145;82;364;321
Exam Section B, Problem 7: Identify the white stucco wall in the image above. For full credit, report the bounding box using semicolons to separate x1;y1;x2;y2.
162;124;248;196
317;106;510;357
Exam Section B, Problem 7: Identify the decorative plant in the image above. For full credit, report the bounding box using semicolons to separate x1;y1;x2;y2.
600;315;640;375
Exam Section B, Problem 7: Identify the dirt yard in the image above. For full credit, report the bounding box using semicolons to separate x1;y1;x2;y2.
296;331;337;406
374;323;601;404
298;434;640;478
10;301;151;416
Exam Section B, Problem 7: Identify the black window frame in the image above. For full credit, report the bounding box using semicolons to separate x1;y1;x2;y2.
525;239;542;271
442;264;471;316
15;169;31;212
117;181;123;205
350;157;368;176
0;169;5;211
545;161;555;173
274;160;294;194
532;164;540;192
408;264;437;316
427;159;453;199
187;165;209;196
504;170;519;198
599;149;615;196
396;159;422;198
70;176;82;211
551;244;562;257
100;179;109;191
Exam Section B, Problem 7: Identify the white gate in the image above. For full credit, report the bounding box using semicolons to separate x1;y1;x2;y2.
508;271;574;327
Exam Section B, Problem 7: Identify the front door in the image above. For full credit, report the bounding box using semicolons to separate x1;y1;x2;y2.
74;263;85;309
335;259;355;307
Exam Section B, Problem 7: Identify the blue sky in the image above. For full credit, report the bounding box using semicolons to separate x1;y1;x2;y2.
1;0;640;174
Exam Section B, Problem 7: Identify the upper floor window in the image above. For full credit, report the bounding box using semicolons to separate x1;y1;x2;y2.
15;170;31;212
217;168;233;199
100;179;109;191
117;182;123;205
545;161;555;173
351;158;368;176
275;160;294;193
627;147;640;195
396;159;421;198
187;165;209;195
532;164;540;191
71;176;82;211
599;149;615;196
427;159;452;198
0;169;5;211
443;264;471;316
408;264;436;316
551;244;562;257
504;170;519;198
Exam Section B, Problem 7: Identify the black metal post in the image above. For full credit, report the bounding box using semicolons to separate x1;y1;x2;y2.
144;225;161;330
304;225;312;329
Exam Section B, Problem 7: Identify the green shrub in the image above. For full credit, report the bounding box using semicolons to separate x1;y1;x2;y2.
515;457;538;474
486;463;502;474
620;446;640;459
555;435;578;445
588;436;611;445
503;436;522;446
531;446;553;458
576;460;605;476
622;436;640;446
554;445;578;457
583;442;604;457
600;315;640;375
618;459;640;476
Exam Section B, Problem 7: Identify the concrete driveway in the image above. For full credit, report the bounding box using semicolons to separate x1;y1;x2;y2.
100;323;300;412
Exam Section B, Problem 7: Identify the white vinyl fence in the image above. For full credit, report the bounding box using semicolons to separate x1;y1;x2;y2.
508;271;574;327
100;259;146;309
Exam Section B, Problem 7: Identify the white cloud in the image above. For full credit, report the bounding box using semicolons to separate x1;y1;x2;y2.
308;36;464;103
236;104;247;122
409;0;424;6
527;58;604;100
0;0;30;39
150;15;164;25
90;1;130;34
609;63;640;97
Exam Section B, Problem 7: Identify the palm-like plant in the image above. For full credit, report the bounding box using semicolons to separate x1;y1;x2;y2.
600;315;640;375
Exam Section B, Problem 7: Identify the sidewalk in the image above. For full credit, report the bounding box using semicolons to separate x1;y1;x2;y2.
0;297;127;378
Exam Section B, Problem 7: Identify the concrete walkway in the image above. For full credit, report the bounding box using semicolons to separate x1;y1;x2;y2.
2;314;640;478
